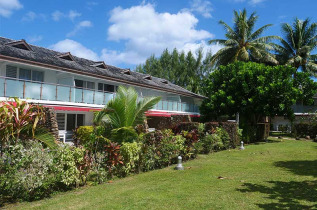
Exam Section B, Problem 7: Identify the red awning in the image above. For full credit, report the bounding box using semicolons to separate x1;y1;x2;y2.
43;106;200;117
44;105;102;112
145;111;200;117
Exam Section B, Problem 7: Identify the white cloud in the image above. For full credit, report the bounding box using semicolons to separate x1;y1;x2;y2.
51;10;81;21
50;39;99;61
233;0;266;5
49;3;218;67
68;10;81;21
104;3;214;65
188;0;213;18
27;35;43;43
22;11;36;21
249;0;266;5
181;41;222;55
67;20;93;37
22;11;47;22
52;10;63;21
0;0;22;17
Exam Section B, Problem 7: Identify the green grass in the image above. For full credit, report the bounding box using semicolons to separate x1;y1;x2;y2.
7;138;317;210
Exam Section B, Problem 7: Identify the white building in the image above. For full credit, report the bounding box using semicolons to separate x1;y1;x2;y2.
0;38;204;142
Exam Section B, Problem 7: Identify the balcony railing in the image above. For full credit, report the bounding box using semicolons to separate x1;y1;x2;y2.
0;76;115;105
0;76;199;113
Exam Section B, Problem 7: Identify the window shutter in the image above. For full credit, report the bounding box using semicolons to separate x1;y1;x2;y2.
6;65;17;78
57;113;65;130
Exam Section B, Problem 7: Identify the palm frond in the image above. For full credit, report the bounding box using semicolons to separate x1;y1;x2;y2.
34;128;59;149
249;24;273;41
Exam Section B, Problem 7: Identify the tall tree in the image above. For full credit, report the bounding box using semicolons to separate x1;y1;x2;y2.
200;62;317;142
209;9;279;67
136;48;212;94
273;18;317;75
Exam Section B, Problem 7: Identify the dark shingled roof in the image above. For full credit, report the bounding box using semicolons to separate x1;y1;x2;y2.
0;37;205;99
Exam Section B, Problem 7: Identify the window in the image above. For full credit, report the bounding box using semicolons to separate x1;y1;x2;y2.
32;71;44;82
75;79;95;89
5;65;44;82
19;68;31;80
98;83;116;93
56;113;85;131
86;81;95;89
6;65;17;78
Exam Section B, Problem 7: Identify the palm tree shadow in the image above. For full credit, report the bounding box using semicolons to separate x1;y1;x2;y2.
274;160;317;177
238;180;317;209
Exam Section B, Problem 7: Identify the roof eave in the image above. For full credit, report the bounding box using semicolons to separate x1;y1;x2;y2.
0;54;206;100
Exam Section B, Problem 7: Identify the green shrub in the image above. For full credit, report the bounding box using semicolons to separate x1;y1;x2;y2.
76;126;94;143
74;126;109;153
204;122;239;148
110;126;138;144
0;141;55;203
88;152;108;184
119;142;142;176
53;145;86;187
139;130;187;171
293;123;317;138
201;133;223;153
216;128;230;149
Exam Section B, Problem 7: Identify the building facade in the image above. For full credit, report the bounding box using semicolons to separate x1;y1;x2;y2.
270;97;317;132
0;37;204;142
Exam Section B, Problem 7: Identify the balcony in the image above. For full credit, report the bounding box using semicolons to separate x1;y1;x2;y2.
0;76;200;113
0;76;115;105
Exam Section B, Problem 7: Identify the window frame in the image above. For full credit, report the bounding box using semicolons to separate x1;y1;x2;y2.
5;65;44;82
74;79;95;90
97;82;116;93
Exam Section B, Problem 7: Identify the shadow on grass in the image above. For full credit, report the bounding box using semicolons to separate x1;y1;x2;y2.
238;180;317;209
274;160;317;178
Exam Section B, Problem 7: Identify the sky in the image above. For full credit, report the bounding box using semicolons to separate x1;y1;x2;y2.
0;0;316;69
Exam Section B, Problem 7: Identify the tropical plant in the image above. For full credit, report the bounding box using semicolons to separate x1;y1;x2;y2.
209;9;279;67
0;98;58;151
94;86;161;140
105;142;123;177
273;18;317;75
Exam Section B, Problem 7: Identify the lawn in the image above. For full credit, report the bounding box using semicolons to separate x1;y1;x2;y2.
7;138;317;210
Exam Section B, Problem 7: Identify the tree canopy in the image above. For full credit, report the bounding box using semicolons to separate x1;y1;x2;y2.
200;62;317;141
136;48;213;94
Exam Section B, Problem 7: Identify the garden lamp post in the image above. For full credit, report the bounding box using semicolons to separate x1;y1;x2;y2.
240;141;245;150
175;156;184;170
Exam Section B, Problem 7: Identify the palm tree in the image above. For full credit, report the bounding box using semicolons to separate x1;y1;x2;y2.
273;18;317;75
209;9;279;67
93;86;161;129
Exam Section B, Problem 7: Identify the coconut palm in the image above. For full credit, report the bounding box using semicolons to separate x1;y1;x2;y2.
209;9;279;67
273;18;317;75
93;86;161;129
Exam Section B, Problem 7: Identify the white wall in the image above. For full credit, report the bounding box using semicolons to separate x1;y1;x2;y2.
0;60;202;107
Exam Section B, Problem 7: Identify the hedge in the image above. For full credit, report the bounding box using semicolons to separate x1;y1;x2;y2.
293;123;317;138
173;121;239;148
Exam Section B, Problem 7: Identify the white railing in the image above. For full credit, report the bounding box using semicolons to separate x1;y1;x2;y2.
0;76;200;113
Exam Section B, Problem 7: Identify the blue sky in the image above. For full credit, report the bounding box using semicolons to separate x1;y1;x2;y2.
0;0;316;69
